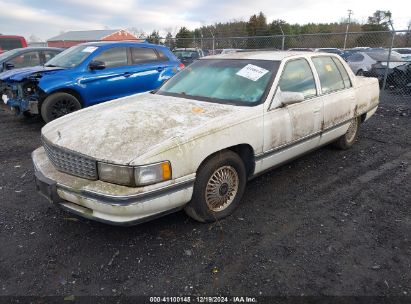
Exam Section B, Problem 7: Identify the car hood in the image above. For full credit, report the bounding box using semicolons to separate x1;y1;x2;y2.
42;93;245;164
0;66;64;81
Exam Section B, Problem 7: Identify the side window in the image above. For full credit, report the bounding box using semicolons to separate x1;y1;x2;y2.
347;53;364;62
279;58;317;98
94;47;128;68
157;50;169;61
7;51;41;68
332;57;352;88
312;56;345;94
43;51;59;62
131;48;159;64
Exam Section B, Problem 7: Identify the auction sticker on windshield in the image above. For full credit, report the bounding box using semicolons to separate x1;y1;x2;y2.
2;94;9;104
82;46;98;53
236;64;269;81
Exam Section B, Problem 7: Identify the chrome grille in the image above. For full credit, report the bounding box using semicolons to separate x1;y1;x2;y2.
42;137;97;180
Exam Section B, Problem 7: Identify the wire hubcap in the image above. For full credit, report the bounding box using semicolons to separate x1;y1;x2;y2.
346;118;358;143
205;166;239;212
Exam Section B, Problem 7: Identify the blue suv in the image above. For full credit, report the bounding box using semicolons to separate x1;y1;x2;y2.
0;42;183;122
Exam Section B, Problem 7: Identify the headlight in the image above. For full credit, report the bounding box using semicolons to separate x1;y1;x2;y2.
97;161;171;187
97;163;135;186
134;162;172;186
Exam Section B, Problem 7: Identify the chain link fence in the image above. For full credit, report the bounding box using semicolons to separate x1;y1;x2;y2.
150;30;411;100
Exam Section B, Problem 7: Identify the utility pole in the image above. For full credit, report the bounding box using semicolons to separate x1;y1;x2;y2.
279;24;285;50
343;9;353;50
208;27;215;54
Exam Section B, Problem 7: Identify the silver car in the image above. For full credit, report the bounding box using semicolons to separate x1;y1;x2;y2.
346;50;403;75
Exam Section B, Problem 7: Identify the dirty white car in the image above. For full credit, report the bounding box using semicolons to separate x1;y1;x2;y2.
32;51;380;225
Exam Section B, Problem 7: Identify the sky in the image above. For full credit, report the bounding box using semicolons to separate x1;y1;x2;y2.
0;0;409;41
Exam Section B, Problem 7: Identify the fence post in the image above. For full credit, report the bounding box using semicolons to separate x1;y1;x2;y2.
381;30;396;92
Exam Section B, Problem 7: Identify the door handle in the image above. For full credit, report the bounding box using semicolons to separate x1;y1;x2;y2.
157;67;164;72
123;72;132;78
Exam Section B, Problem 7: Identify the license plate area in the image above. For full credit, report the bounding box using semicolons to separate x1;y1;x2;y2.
34;171;60;203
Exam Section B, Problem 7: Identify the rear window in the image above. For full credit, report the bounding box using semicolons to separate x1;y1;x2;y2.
394;49;411;55
157;50;169;61
347;53;364;62
365;51;402;62
173;51;199;59
0;38;24;51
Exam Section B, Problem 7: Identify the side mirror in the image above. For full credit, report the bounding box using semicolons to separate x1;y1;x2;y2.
88;60;105;70
4;62;15;70
279;91;305;106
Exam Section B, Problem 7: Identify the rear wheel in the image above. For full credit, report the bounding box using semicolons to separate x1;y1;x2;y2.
184;150;246;222
333;116;360;150
41;92;81;123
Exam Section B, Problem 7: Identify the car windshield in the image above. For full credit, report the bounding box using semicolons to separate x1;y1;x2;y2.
157;59;280;106
45;45;99;68
173;51;199;59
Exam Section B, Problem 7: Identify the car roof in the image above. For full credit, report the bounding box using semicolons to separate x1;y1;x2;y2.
80;41;164;49
173;48;199;51
0;47;63;60
203;51;336;61
19;47;62;51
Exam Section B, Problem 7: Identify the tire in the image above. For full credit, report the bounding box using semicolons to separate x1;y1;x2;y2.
22;111;34;118
41;92;81;123
356;69;364;76
333;116;360;150
184;150;247;223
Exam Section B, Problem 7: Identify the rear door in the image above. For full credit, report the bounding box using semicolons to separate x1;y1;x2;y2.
311;56;356;144
128;47;171;92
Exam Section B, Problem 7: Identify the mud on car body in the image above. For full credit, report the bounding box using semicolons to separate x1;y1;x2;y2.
32;51;380;225
0;41;183;122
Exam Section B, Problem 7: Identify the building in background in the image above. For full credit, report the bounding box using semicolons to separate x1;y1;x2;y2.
47;29;142;48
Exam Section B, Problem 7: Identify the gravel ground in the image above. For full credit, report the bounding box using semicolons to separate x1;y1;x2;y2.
0;94;410;298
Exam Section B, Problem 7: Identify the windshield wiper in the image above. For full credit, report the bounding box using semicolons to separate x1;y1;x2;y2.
44;64;59;67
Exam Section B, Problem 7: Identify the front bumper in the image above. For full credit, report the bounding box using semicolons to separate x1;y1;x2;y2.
32;147;195;226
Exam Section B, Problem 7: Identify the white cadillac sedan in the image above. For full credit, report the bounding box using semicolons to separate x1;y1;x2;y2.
32;51;380;225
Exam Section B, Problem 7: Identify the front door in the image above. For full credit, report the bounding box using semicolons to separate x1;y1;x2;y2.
81;46;133;105
261;58;322;171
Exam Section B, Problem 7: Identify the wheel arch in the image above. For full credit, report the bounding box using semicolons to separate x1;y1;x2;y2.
360;113;367;123
41;88;84;107
196;144;256;178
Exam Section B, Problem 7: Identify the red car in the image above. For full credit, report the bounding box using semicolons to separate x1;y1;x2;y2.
0;35;27;54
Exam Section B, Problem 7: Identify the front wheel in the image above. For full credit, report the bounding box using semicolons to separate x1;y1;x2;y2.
41;92;81;123
184;150;247;222
333;116;360;150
